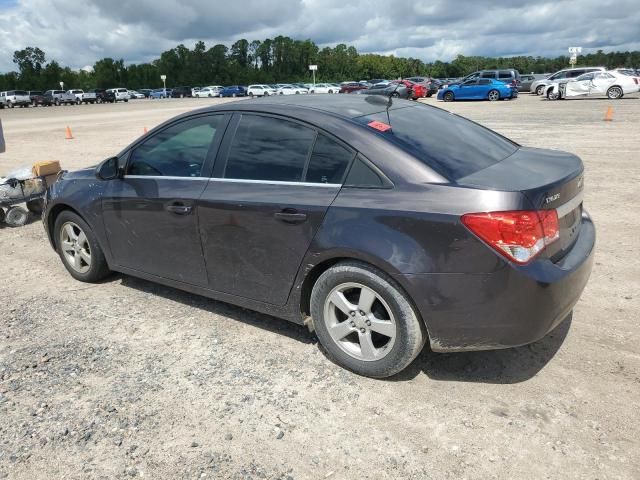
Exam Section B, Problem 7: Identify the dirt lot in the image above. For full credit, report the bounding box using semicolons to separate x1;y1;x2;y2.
1;94;639;480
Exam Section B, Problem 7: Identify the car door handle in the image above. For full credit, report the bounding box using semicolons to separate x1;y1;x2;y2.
274;209;307;224
166;202;192;215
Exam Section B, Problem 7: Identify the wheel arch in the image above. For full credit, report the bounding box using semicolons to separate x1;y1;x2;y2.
46;203;91;250
297;255;430;339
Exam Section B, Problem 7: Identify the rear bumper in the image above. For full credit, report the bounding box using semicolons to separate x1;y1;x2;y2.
397;211;595;352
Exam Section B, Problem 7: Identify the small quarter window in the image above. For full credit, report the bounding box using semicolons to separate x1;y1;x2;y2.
306;134;355;184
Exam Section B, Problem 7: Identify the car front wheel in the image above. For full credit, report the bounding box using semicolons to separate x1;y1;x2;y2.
311;262;426;378
607;86;623;99
54;211;111;283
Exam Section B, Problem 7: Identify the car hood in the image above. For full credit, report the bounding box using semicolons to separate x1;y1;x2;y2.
60;166;96;180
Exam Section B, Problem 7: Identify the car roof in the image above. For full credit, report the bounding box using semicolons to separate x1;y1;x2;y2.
191;93;411;120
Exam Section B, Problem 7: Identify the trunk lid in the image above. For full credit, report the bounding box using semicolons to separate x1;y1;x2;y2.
457;146;585;261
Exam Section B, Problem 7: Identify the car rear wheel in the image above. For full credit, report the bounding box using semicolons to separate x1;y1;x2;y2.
607;86;623;99
311;262;426;378
54;211;111;283
488;90;500;101
443;91;454;102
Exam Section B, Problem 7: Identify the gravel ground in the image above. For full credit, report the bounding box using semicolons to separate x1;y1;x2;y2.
0;95;639;480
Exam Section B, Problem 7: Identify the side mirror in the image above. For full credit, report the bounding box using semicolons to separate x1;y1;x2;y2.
95;156;121;180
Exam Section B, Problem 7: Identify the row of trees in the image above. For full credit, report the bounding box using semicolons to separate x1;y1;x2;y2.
2;39;639;91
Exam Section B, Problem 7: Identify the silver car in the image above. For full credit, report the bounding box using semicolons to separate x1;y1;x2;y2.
530;67;605;95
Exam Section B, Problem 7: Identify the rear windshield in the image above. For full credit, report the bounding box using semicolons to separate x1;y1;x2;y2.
357;104;519;180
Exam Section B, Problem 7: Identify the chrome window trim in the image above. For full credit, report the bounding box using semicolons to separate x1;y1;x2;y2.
556;191;583;218
122;175;340;188
123;175;208;181
209;178;341;188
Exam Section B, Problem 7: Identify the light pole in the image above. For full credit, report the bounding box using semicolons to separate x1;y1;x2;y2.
309;65;317;86
59;81;64;91
160;74;167;98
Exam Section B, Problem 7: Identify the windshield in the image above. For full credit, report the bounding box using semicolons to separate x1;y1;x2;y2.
356;104;519;180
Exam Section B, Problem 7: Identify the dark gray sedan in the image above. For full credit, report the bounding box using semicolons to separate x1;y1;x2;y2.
42;95;594;378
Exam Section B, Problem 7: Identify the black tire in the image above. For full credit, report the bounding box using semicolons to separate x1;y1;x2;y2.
0;207;5;223
310;261;426;378
535;85;545;96
8;101;14;108
443;91;454;102
5;206;29;227
26;199;44;214
54;210;111;282
546;88;559;100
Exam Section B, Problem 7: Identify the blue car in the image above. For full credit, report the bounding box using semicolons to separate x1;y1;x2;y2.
219;86;246;98
437;78;515;102
150;88;171;99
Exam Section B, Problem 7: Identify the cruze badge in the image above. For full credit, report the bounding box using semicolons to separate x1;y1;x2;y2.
544;193;561;204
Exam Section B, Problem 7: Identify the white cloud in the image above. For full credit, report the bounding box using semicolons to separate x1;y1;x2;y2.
0;0;639;71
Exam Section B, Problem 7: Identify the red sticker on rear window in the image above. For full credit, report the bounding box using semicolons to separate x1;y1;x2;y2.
367;120;392;132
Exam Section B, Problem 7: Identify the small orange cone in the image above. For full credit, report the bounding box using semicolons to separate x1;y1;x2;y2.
604;106;613;122
65;126;74;139
143;126;148;134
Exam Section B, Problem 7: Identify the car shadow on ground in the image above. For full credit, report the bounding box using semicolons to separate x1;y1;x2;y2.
118;274;313;345
393;315;572;384
116;273;570;384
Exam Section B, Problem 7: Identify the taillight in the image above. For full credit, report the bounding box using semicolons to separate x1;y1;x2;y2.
461;210;559;264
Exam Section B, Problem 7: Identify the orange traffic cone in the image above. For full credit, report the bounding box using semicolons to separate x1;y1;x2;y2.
604;106;613;122
65;126;74;139
143;126;148;134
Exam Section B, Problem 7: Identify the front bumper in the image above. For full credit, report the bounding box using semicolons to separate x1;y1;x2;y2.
397;211;595;352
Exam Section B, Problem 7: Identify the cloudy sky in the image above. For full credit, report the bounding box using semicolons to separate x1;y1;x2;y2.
0;0;639;71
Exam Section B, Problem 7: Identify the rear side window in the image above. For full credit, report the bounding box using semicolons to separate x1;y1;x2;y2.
128;115;222;177
480;72;495;78
567;70;584;78
498;71;513;79
224;115;315;182
359;105;518;180
306;134;354;184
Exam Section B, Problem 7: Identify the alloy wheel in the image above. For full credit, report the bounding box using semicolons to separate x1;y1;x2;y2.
488;90;500;101
607;86;623;99
59;222;92;274
323;282;397;362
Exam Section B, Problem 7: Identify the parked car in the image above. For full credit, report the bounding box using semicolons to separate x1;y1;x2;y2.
544;70;640;100
277;85;308;95
138;89;152;98
28;91;51;107
530;67;605;95
150;88;169;99
219;86;246;98
339;82;368;94
67;89;84;104
107;88;130;102
450;70;521;91
44;90;77;106
1;90;31;108
83;89;106;103
195;86;223;98
247;85;277;97
437;78;515;102
128;90;146;99
309;83;338;94
81;90;98;105
171;86;193;98
405;77;432;97
518;74;549;93
354;82;411;99
43;95;594;378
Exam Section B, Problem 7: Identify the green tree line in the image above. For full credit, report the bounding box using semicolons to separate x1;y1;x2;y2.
1;39;639;91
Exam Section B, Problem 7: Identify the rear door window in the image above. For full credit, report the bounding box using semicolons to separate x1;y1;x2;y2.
359;104;518;180
224;115;316;182
480;72;495;79
498;71;513;79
